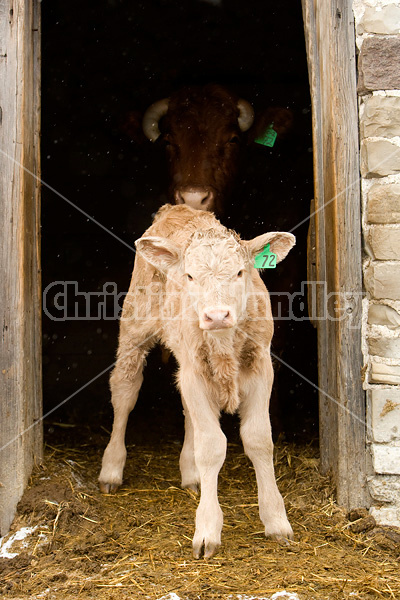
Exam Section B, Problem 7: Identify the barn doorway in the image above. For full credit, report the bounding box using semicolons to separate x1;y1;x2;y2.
0;0;368;544
41;0;318;451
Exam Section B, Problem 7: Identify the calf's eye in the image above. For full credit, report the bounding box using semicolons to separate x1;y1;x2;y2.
237;270;243;278
187;273;193;281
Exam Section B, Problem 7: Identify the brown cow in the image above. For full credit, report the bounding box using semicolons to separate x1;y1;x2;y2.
140;84;292;215
99;204;295;558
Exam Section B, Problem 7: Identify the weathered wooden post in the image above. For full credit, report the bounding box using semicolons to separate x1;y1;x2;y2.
0;0;42;535
302;0;368;508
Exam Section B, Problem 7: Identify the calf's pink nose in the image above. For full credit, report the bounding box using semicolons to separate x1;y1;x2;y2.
201;308;233;330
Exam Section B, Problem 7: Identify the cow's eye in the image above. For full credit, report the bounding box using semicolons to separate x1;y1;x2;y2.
237;270;243;278
187;273;193;281
229;135;240;144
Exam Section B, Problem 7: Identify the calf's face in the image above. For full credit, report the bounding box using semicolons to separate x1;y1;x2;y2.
136;230;295;331
184;234;248;330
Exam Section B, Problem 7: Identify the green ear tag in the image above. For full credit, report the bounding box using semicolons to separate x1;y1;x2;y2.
254;122;277;148
254;244;277;269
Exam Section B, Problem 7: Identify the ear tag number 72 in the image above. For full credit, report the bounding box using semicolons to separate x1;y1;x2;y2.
254;244;277;269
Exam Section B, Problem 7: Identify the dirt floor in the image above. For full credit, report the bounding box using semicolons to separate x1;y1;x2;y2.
1;427;399;600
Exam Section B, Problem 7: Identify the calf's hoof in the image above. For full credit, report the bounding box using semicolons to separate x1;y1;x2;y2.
182;482;199;494
192;537;220;560
265;521;294;542
273;535;294;547
99;481;120;494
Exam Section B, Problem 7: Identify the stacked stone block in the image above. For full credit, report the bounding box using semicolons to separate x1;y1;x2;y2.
354;0;400;525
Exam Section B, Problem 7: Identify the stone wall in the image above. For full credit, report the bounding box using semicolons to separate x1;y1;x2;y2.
353;0;400;525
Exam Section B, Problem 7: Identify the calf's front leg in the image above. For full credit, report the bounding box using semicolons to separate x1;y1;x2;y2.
178;367;226;559
239;359;293;541
99;324;155;493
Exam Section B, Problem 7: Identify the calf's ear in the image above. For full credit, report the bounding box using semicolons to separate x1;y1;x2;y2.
135;236;182;271
245;232;296;264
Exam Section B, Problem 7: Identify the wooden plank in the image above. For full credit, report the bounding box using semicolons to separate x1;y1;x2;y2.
0;0;42;535
302;0;368;508
302;0;334;479
307;198;317;328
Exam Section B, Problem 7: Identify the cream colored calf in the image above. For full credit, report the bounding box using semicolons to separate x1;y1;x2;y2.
99;204;295;558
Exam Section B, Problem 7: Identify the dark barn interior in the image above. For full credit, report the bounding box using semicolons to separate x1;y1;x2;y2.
41;0;318;449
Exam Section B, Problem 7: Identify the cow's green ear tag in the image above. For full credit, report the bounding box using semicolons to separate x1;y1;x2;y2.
254;123;277;148
254;244;277;269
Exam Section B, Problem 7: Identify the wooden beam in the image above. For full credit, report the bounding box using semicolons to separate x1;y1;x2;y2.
0;0;42;535
302;0;369;508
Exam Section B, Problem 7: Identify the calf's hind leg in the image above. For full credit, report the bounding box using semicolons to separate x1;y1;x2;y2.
179;398;200;492
99;326;155;493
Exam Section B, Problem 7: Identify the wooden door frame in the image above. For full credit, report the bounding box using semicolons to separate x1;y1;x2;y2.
0;0;368;535
302;0;369;507
0;0;42;534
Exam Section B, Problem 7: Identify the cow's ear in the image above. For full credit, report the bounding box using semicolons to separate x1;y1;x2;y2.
247;107;294;145
135;236;182;271
121;110;148;144
244;232;296;264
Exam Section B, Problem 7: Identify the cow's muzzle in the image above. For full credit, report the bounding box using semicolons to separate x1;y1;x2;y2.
174;186;215;211
200;306;236;330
